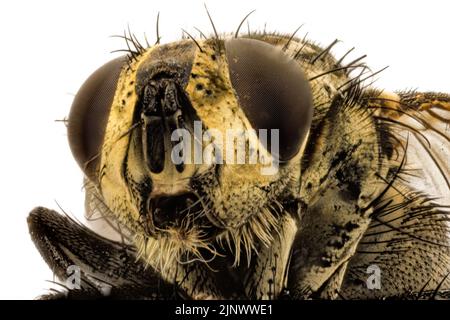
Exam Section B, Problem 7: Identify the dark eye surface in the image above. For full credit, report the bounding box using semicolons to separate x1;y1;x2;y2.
68;56;126;181
224;38;313;161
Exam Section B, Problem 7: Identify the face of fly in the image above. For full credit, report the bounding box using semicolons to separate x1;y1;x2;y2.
67;37;313;266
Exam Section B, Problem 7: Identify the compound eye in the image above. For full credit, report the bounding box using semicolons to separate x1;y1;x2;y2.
224;38;313;161
68;56;126;182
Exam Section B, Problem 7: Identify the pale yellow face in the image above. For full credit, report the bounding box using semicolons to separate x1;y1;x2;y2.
68;36;313;270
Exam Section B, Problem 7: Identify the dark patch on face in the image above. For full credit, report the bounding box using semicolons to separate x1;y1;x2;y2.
135;41;196;93
318;141;362;197
330;149;349;170
344;221;359;232
320;256;332;268
318;148;351;186
328;221;360;252
335;167;362;201
328;233;350;249
129;41;206;178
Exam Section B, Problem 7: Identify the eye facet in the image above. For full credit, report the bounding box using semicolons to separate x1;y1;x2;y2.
68;56;126;181
224;38;313;161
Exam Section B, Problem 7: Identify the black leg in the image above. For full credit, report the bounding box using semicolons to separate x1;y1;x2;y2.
28;206;186;299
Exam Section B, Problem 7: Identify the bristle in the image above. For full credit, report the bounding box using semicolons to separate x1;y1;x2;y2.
155;12;161;45
234;10;256;38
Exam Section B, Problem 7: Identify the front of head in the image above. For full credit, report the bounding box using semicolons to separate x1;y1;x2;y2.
68;37;313;272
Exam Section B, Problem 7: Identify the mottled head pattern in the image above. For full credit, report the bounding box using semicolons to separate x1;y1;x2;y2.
66;8;393;283
67;25;398;298
67;28;320;274
31;9;450;299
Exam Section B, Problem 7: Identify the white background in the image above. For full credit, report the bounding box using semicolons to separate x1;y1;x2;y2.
0;0;448;299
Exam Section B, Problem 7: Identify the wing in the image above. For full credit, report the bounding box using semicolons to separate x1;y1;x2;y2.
364;90;449;205
395;91;450;203
341;91;450;299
